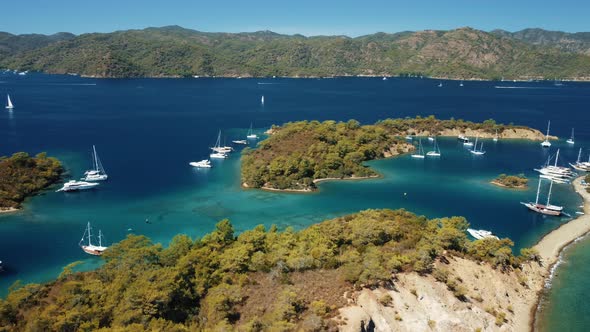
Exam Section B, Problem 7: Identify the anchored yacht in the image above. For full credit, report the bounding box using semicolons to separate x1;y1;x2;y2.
56;180;99;192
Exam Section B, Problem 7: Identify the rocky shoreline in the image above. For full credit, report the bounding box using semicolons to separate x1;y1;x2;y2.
336;176;590;331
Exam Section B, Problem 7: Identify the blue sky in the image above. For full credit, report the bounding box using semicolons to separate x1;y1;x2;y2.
3;0;589;36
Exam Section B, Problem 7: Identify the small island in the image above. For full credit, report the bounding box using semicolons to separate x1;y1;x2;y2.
0;152;63;212
241;116;547;192
491;174;528;189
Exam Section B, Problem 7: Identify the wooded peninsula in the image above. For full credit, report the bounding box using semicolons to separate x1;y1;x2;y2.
241;116;547;191
0;152;63;211
0;209;540;331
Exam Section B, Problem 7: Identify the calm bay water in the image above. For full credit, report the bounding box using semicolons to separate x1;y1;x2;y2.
0;74;589;329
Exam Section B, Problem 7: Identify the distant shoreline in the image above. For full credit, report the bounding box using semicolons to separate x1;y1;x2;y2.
68;73;590;82
251;175;382;194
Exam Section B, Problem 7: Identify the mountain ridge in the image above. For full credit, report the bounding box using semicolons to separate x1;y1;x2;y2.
1;26;590;80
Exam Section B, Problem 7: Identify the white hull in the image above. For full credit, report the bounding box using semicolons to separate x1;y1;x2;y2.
411;154;425;159
190;160;212;168
570;163;590;172
57;180;99;192
467;228;499;240
566;139;574;144
539;174;570;184
541;141;551;148
81;245;108;256
521;202;561;216
246;135;258;139
210;153;227;159
82;174;108;181
426;152;440;157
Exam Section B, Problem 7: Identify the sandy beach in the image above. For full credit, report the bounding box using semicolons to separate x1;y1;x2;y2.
534;176;590;265
0;207;19;214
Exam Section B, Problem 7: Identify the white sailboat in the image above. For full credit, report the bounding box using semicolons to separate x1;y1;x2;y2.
521;179;562;216
535;149;576;183
79;222;108;256
437;82;443;87
82;145;108;181
566;128;575;145
493;129;499;142
5;94;13;109
247;123;257;139
232;139;247;145
459;81;464;87
210;130;229;158
470;136;485;155
462;136;474;147
569;148;590;172
411;139;425;159
541;121;551;148
426;138;441;157
261;95;265;105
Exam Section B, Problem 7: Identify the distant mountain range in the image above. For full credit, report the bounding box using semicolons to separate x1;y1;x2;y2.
491;28;590;55
1;26;589;80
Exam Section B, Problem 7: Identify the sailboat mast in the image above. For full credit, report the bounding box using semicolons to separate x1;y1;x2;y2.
554;149;560;167
578;148;582;164
546;121;551;140
546;180;554;206
535;179;542;204
215;130;221;148
473;136;478;151
93;145;99;171
87;222;93;246
98;230;103;247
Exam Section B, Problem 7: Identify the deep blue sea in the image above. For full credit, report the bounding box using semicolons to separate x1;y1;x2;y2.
0;73;589;329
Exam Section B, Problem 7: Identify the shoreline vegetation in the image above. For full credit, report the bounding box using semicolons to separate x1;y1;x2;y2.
0;152;63;211
0;177;587;330
241;116;548;192
491;174;528;189
3;26;590;80
0;209;541;331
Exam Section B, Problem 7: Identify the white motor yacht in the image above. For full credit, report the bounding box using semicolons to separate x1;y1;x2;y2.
210;152;228;159
467;228;499;240
56;180;99;192
190;159;212;168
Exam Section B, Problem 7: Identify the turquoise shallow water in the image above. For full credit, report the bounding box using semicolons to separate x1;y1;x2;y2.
536;235;590;331
0;74;589;329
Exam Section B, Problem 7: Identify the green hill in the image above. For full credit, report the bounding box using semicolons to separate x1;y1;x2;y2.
1;26;590;79
0;209;537;331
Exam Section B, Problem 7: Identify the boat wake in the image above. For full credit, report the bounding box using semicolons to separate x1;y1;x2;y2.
494;86;557;89
46;83;97;86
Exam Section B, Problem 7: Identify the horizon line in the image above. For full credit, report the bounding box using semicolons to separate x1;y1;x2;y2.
1;25;586;39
